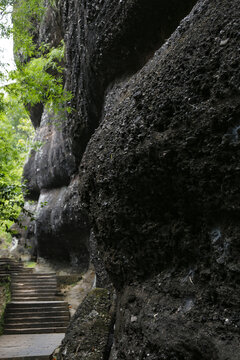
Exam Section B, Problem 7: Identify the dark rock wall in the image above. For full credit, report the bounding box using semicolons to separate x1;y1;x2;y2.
80;0;240;287
23;0;196;262
22;0;240;358
78;0;240;358
60;0;197;160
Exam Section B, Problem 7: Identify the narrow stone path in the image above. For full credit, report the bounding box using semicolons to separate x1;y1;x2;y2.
0;258;69;359
0;333;65;360
0;258;31;279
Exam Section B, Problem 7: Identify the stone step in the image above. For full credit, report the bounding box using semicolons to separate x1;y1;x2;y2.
0;258;21;261
12;278;56;281
7;301;68;307
12;279;57;283
11;286;58;294
0;265;22;268
0;272;30;276
5;316;69;323
0;270;30;272
0;268;24;270
4;327;68;334
11;278;56;281
6;308;69;314
0;259;18;262
0;263;22;266
12;283;57;287
0;262;23;266
12;277;57;281
11;288;57;293
11;291;58;295
0;263;23;266
12;285;57;289
11;279;56;283
4;321;69;329
2;261;69;338
6;303;68;308
11;295;58;299
11;283;57;287
5;310;69;319
11;295;61;300
12;274;56;277
11;295;59;300
12;289;57;293
12;295;58;302
11;293;58;298
11;281;57;286
12;273;56;277
11;296;60;300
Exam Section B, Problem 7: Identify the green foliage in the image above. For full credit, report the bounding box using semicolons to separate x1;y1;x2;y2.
0;0;71;240
6;42;72;112
0;0;71;113
12;0;45;60
0;97;34;237
0;0;13;37
24;261;36;268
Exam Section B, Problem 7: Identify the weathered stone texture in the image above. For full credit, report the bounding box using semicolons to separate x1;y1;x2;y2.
23;109;76;198
35;177;89;266
60;0;197;160
58;288;115;360
78;0;240;357
23;0;240;358
81;0;240;287
23;0;196;263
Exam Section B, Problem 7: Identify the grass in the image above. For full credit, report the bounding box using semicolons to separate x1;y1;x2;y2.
24;261;37;268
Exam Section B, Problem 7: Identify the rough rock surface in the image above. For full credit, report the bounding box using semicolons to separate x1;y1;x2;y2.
23;0;196;263
60;0;197;160
78;0;240;358
35;177;89;266
58;288;115;360
81;0;240;286
89;230;111;289
24;109;76;198
22;0;240;358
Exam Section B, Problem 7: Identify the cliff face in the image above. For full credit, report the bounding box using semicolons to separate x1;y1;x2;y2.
23;0;240;358
23;0;196;262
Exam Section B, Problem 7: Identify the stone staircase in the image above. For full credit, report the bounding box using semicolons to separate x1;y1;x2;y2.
0;258;31;279
1;258;70;335
4;301;70;334
11;273;59;301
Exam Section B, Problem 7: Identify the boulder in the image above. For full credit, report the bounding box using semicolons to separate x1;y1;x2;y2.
79;0;240;357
